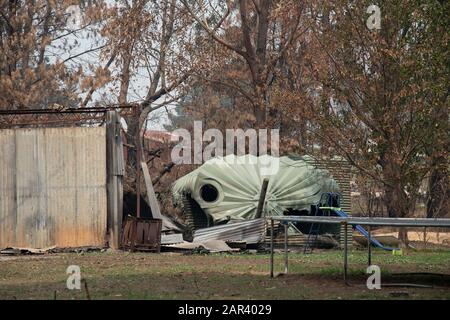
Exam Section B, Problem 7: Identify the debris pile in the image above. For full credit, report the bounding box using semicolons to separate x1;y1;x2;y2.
164;154;342;252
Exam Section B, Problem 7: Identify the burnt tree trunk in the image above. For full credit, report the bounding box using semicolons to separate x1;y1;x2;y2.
427;158;449;218
381;153;411;246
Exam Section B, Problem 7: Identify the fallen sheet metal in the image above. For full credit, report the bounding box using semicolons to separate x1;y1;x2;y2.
0;246;107;255
193;218;266;244
161;233;184;245
161;215;183;232
164;240;239;253
0;246;56;255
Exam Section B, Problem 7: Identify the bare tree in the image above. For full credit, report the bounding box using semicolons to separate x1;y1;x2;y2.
303;1;449;244
0;1;107;109
95;0;197;195
181;0;308;127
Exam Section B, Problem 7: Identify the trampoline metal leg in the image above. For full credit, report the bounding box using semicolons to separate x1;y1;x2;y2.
284;223;288;274
368;226;372;266
344;222;350;285
270;219;274;278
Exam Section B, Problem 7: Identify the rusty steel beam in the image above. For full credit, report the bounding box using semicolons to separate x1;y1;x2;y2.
0;106;136;129
0;105;136;115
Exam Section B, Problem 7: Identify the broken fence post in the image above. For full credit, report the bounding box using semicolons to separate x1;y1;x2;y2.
255;178;269;219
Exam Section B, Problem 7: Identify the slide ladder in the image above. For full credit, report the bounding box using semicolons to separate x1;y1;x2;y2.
303;221;321;254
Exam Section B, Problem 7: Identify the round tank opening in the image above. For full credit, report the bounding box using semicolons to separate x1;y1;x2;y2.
200;184;219;203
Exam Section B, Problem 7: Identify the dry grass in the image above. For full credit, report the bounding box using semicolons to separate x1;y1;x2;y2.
0;249;449;300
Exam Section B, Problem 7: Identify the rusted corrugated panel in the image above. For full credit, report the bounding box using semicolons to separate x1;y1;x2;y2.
305;157;352;214
193;219;266;244
304;157;352;247
0;127;107;248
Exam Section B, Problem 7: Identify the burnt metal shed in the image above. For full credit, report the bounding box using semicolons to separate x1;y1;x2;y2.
0;108;127;249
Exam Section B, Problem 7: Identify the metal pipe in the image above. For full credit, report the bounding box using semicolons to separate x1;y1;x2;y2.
255;179;269;219
270;219;274;278
135;107;141;219
265;215;450;285
269;216;450;227
368;225;372;266
344;222;349;285
284;223;288;274
424;227;427;249
0;105;135;115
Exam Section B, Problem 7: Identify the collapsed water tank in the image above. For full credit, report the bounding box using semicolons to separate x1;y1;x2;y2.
172;154;341;235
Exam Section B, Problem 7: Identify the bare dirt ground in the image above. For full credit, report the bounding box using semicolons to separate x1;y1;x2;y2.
0;249;449;300
372;230;450;246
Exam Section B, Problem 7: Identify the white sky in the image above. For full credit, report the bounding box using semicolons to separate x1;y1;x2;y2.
56;4;177;131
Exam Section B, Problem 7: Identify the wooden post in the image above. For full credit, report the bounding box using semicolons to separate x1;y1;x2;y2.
106;111;124;249
255;178;269;218
136;108;141;218
141;162;162;219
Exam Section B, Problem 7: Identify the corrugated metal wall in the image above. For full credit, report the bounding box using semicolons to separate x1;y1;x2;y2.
315;159;352;214
0;127;107;248
306;157;353;247
304;157;352;213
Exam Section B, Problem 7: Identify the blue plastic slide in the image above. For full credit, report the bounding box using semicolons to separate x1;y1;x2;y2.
334;210;398;251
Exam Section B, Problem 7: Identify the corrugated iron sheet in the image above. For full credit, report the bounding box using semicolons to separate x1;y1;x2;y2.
193;218;266;244
161;233;184;245
304;157;352;214
0;126;107;248
304;157;353;247
173;155;340;225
